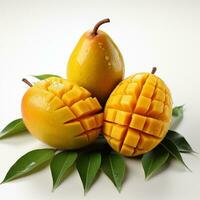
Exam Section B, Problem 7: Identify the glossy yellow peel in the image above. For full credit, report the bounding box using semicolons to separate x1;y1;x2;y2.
67;19;124;105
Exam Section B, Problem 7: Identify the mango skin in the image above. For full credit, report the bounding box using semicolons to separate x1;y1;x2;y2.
21;77;103;149
67;30;125;105
103;72;173;157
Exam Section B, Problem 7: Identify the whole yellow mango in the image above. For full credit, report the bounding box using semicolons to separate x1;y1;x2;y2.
103;68;172;157
21;77;103;149
67;18;124;105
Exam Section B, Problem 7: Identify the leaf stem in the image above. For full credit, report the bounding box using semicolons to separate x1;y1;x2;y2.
22;78;33;87
151;67;157;74
91;18;110;36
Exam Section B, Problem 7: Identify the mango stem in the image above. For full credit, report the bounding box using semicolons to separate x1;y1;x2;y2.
91;18;110;36
22;78;33;87
151;67;157;74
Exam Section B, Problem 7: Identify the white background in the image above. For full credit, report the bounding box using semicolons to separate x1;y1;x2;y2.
0;0;200;199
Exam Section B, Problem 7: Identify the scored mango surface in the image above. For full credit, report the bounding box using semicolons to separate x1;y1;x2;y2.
103;73;172;157
22;77;103;149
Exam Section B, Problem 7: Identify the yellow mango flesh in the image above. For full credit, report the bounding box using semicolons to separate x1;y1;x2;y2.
103;73;172;157
21;77;103;149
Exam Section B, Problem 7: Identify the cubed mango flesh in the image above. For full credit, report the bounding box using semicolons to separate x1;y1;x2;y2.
22;77;103;149
103;72;172;157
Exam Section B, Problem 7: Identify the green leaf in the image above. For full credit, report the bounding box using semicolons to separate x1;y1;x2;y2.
0;118;27;139
161;139;190;170
172;105;184;116
166;130;195;153
170;105;184;129
33;74;61;80
76;152;101;193
101;152;125;192
2;149;55;183
142;145;169;179
50;151;77;189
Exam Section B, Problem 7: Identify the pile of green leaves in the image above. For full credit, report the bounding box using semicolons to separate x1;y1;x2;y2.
0;74;195;193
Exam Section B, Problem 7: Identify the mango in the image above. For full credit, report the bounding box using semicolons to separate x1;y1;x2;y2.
103;70;172;156
21;77;103;149
67;18;124;105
